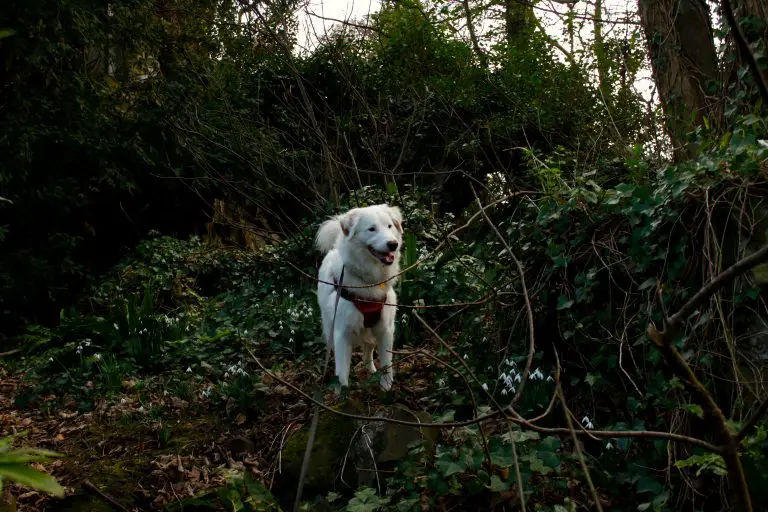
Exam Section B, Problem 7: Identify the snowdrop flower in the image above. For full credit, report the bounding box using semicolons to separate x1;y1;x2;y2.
531;368;544;381
463;353;469;360
605;442;613;451
113;323;119;330
546;375;554;382
76;345;83;355
582;416;594;429
289;293;294;299
514;373;522;383
186;367;192;373
501;388;508;396
290;329;295;334
94;353;102;361
48;357;54;362
481;383;488;392
84;339;91;347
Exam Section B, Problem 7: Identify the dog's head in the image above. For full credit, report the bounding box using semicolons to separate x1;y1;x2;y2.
339;204;403;266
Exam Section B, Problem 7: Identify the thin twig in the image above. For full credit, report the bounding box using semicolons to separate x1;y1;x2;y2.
471;185;536;407
736;396;768;443
82;480;130;512
246;342;720;451
556;386;604;512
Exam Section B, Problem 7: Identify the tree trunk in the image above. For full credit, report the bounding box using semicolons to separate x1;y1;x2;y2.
637;0;719;160
503;0;534;48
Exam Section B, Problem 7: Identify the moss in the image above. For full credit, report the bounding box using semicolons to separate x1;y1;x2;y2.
56;409;222;506
278;400;362;497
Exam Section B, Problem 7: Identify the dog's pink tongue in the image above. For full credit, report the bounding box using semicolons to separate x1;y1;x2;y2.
385;252;395;263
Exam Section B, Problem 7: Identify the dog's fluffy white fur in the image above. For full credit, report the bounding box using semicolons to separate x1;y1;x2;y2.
315;203;403;391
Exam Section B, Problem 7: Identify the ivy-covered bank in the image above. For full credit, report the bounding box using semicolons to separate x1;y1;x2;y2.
3;117;768;510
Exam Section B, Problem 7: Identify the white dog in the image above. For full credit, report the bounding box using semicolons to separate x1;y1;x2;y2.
315;203;403;391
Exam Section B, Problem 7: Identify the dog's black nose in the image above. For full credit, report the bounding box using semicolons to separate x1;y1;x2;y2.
387;241;399;251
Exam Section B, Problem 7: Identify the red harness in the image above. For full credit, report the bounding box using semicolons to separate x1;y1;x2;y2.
333;273;386;328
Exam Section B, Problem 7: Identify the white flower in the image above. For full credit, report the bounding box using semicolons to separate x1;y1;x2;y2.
291;329;295;334
501;388;508;396
463;354;469;360
84;339;91;346
514;373;521;383
481;383;488;392
224;372;230;379
48;357;54;362
186;367;192;373
113;323;119;330
94;353;102;361
582;416;594;429
289;293;294;299
605;442;613;450
531;369;544;381
546;375;554;382
76;345;83;354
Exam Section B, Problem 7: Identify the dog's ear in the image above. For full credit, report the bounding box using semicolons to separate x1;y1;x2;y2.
388;205;403;234
339;210;359;237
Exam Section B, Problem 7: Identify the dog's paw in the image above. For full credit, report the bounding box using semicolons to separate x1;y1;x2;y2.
379;373;393;392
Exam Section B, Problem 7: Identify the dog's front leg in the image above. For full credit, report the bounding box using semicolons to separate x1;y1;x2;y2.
333;329;353;388
372;325;394;391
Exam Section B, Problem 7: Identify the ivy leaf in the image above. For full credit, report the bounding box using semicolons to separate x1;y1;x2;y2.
436;457;465;477
681;403;704;419
490;475;509;492
636;476;663;494
556;295;574;310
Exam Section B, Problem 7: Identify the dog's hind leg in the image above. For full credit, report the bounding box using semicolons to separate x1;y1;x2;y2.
362;341;377;374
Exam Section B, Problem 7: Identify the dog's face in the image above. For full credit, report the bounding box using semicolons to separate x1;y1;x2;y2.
339;204;403;266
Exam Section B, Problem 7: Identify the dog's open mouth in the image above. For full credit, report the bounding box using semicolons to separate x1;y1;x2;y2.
368;246;396;265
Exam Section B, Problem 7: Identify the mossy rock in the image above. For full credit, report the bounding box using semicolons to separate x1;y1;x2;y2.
352;403;440;488
276;400;363;499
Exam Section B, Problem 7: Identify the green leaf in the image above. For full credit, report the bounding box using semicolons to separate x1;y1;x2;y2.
636;476;663;494
556;295;574;310
681;403;704;419
490;475;509;492
0;464;65;497
0;29;16;39
436;458;464;477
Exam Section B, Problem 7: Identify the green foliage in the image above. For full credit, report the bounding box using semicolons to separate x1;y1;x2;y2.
166;470;283;511
0;433;64;498
345;487;391;512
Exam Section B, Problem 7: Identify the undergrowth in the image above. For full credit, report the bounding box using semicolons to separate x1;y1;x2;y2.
7;115;768;511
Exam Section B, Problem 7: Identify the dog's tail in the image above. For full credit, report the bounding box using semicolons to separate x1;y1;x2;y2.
315;217;342;254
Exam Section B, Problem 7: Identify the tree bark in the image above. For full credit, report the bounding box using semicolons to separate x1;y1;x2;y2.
503;0;535;48
637;0;719;160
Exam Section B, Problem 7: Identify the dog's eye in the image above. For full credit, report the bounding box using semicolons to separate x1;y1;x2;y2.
388;224;392;228
368;226;376;232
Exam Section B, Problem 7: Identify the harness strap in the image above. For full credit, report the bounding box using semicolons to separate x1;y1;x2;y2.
333;267;386;328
